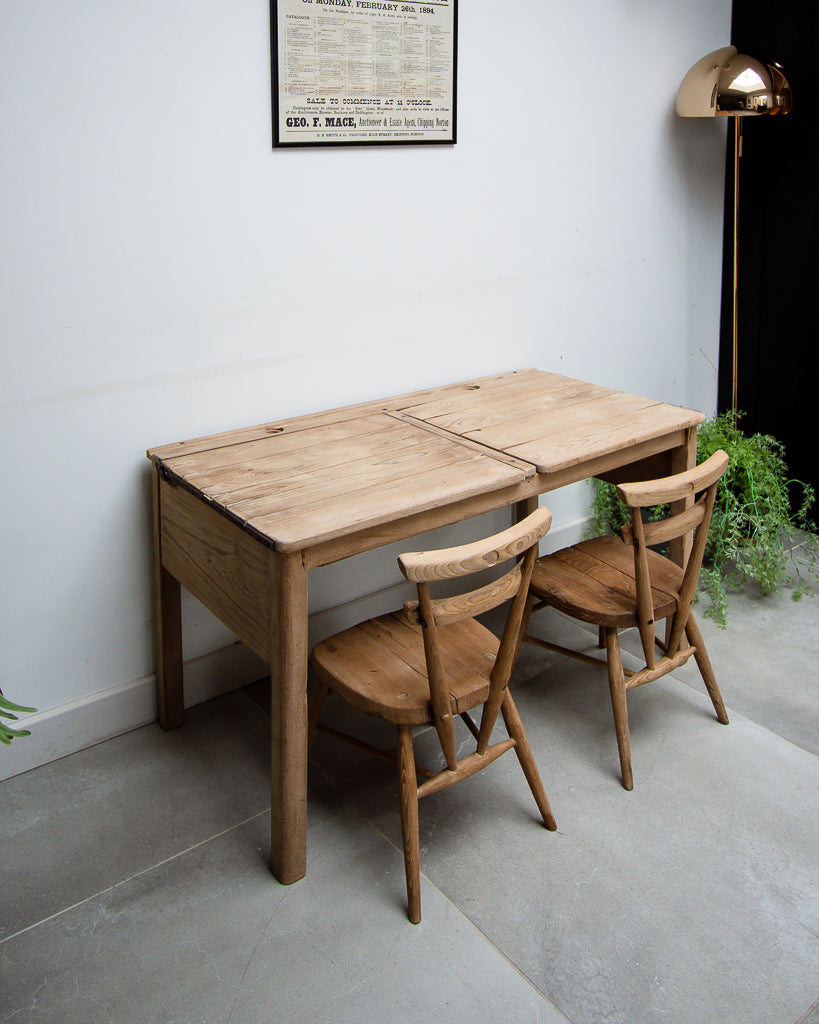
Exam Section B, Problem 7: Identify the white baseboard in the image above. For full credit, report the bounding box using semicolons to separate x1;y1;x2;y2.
0;643;268;782
1;515;590;782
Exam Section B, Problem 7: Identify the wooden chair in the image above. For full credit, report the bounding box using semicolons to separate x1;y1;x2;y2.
309;507;557;923
521;450;730;791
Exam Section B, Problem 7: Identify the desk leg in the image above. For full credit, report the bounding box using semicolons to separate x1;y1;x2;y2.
514;496;539;524
152;465;184;730
668;425;698;568
269;548;309;885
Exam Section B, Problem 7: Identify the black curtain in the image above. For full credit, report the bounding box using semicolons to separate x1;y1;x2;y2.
720;0;819;518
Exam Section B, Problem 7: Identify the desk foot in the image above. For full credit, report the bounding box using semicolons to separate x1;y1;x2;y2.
156;565;184;730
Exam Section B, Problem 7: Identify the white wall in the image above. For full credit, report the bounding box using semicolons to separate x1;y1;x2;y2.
0;0;731;776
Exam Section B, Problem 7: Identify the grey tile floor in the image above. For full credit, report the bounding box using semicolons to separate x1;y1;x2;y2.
2;577;818;1024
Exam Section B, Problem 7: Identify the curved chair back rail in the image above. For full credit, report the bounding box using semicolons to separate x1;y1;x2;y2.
398;506;553;581
615;449;729;507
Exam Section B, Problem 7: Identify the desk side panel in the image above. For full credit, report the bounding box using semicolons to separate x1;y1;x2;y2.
158;479;272;662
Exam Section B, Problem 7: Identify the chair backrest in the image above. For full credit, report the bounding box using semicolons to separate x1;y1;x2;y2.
397;507;552;769
615;449;729;668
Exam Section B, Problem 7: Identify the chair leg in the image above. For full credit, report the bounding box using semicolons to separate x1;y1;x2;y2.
685;613;729;725
501;690;557;830
604;627;633;791
515;592;537;659
396;725;421;924
307;679;330;749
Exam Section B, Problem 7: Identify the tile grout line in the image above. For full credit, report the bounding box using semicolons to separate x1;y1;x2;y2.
0;808;270;947
531;610;819;762
795;995;819;1024
309;756;574;1024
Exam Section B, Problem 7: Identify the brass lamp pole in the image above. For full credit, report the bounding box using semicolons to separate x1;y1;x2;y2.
676;46;792;425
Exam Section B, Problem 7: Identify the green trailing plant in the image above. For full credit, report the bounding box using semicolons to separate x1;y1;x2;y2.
0;691;36;745
589;412;818;625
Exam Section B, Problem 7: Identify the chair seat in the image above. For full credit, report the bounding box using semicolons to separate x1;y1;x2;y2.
311;611;499;725
529;535;684;628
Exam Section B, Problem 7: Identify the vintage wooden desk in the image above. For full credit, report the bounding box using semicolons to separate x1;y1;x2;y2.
147;369;704;884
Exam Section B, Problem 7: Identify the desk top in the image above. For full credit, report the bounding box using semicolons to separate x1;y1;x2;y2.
148;369;704;552
397;370;703;474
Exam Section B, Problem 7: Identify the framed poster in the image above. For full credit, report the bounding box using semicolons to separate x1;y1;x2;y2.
271;0;457;147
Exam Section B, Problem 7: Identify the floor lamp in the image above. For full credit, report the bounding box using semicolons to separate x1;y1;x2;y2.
676;46;792;424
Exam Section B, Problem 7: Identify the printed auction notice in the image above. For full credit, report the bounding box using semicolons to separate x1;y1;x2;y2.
272;0;457;146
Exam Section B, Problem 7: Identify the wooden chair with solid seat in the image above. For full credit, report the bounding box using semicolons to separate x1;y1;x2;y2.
521;450;730;791
308;507;557;924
